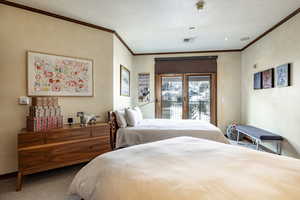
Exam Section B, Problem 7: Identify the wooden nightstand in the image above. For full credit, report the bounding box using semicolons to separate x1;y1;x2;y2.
17;123;111;191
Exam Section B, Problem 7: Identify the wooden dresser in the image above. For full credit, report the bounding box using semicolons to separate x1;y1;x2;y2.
17;123;111;191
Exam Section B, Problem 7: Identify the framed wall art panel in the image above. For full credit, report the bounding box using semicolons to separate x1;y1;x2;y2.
276;63;291;87
120;65;130;97
138;73;150;102
254;72;262;90
27;51;94;96
262;68;274;89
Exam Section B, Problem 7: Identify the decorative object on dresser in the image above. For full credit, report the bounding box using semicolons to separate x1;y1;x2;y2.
27;97;63;132
27;51;94;97
77;112;99;127
17;123;111;191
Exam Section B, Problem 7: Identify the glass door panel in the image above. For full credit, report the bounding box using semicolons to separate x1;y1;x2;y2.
188;76;211;122
161;76;183;119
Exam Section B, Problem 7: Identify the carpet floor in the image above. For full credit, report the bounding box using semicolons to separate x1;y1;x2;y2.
0;164;83;200
0;140;258;200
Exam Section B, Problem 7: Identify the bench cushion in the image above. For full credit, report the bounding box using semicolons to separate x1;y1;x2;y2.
236;125;283;140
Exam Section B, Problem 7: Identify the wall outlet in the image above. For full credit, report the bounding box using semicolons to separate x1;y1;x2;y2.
19;96;30;105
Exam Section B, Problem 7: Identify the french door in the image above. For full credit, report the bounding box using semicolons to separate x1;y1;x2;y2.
155;73;217;125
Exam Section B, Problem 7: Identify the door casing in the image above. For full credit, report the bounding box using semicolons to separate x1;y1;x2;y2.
155;73;217;125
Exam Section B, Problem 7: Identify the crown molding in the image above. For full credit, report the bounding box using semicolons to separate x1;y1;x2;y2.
1;0;299;56
134;49;241;56
242;7;300;51
0;0;134;55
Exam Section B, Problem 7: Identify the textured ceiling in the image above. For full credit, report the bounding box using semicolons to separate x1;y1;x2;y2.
8;0;300;53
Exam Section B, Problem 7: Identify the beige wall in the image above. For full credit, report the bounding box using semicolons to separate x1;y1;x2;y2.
113;35;133;110
0;5;114;174
132;52;242;133
241;14;300;158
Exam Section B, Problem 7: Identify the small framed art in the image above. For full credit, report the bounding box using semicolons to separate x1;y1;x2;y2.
276;63;291;87
254;72;262;90
262;68;274;89
120;65;130;96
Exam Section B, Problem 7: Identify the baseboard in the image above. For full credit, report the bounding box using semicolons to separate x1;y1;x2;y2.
0;171;17;180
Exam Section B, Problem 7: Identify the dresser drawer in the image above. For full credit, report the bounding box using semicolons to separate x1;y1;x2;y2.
92;125;110;137
47;137;110;164
18;133;44;148
19;137;110;174
46;128;91;144
19;148;48;171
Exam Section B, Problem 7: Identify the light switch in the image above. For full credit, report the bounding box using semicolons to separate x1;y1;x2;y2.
19;96;30;105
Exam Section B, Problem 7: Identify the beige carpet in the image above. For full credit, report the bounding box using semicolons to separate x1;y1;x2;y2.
0;164;84;200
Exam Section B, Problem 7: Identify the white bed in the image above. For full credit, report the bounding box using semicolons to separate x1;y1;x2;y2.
115;118;229;148
69;137;300;200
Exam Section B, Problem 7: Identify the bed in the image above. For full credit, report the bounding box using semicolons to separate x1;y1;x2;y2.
69;137;300;200
108;111;229;149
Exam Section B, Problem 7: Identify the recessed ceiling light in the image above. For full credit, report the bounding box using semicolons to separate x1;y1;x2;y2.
240;36;250;42
225;37;229;41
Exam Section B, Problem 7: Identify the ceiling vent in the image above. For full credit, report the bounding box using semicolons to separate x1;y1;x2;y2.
240;36;250;42
183;37;196;43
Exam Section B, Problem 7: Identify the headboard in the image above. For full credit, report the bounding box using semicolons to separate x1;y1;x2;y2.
108;111;119;150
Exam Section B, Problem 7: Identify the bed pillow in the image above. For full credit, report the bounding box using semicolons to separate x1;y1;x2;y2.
134;106;143;121
115;110;127;128
125;108;140;127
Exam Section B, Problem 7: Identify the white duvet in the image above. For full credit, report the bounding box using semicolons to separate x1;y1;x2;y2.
116;119;228;148
69;137;300;200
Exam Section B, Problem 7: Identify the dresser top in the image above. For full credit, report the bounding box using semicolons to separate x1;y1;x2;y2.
20;122;109;134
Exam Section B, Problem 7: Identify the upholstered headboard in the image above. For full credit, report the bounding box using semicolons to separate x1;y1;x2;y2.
108;111;119;149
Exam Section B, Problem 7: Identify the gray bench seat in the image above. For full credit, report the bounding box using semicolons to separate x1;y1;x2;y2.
236;125;283;141
235;125;283;155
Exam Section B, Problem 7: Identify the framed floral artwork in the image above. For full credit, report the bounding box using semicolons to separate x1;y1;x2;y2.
27;51;94;96
120;65;130;96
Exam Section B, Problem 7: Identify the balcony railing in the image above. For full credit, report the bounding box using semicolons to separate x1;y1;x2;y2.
161;100;210;121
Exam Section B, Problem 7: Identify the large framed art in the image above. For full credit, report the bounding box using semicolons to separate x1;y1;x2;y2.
120;65;130;96
27;51;94;96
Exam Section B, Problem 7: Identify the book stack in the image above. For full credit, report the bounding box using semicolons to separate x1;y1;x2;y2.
27;97;63;132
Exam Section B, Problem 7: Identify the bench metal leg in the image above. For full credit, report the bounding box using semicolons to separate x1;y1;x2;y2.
236;131;240;144
276;141;282;155
256;139;259;151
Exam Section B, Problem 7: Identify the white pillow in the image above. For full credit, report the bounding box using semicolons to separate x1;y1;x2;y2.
134;106;143;121
115;110;127;128
125;108;140;127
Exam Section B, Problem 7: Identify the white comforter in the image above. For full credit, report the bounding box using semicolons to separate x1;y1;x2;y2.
69;137;300;200
116;119;228;148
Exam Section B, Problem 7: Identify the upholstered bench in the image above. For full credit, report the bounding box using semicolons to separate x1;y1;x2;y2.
236;125;283;155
